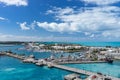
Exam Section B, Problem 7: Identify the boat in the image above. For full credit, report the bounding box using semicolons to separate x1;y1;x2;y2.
105;58;113;63
107;59;113;63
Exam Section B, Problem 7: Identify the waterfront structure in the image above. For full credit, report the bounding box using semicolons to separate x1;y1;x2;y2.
1;42;120;80
0;51;120;80
26;42;86;53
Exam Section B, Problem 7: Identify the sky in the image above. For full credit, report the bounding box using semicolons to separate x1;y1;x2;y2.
0;0;120;42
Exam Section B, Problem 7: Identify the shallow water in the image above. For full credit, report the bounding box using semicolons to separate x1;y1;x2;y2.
0;56;73;80
65;61;120;78
0;43;120;79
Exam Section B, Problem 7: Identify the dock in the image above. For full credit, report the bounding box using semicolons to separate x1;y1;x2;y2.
0;52;36;63
56;61;107;64
0;52;25;60
0;51;120;80
46;62;97;75
46;62;120;80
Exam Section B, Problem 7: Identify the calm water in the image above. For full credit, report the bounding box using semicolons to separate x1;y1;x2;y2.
72;42;120;47
0;45;87;80
65;61;120;78
0;42;120;80
0;45;73;80
39;42;120;47
0;56;73;80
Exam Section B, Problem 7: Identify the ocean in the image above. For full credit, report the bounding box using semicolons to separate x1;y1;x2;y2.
0;42;120;80
71;42;120;47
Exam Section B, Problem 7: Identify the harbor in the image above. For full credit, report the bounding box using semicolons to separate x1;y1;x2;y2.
0;51;120;80
1;0;120;79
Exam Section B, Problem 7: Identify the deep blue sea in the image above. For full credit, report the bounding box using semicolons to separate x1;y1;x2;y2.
0;42;120;80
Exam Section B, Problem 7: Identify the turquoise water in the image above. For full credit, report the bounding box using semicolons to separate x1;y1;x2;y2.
0;42;120;80
0;45;71;80
41;42;120;47
0;45;53;59
40;42;120;47
65;61;120;78
0;45;86;80
71;42;120;47
0;56;72;80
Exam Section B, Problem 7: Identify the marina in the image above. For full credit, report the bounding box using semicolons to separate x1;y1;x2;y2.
0;51;120;80
1;0;120;79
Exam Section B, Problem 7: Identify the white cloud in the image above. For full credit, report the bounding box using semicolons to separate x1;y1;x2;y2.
0;17;8;21
30;21;37;29
102;29;120;38
37;6;120;39
84;32;91;36
17;22;30;30
82;0;120;5
0;34;40;41
17;21;37;30
37;22;77;33
0;0;28;6
0;33;93;42
12;0;120;40
47;7;74;15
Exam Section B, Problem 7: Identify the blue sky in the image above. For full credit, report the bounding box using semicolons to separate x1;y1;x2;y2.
0;0;120;42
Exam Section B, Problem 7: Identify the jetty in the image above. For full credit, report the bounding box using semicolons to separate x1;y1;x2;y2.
0;51;120;80
46;62;120;80
0;51;25;60
0;51;36;63
55;60;107;64
46;62;96;75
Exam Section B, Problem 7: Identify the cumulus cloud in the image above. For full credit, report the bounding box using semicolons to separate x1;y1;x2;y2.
37;6;120;38
17;22;30;30
17;21;37;30
82;0;120;5
0;0;28;6
17;0;120;39
37;22;78;33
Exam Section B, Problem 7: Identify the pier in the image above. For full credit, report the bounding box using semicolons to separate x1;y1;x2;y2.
0;52;36;63
0;52;25;60
45;62;120;80
0;51;120;80
46;62;96;75
55;61;107;64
